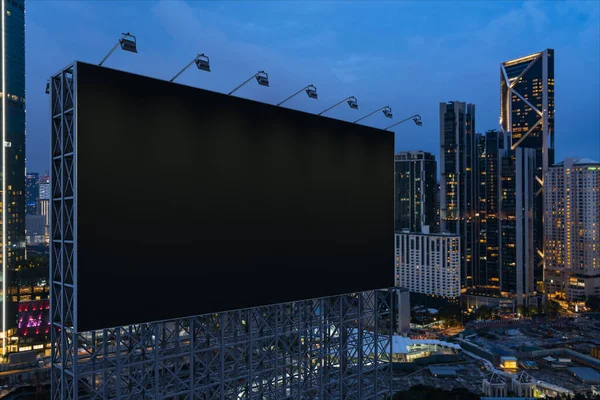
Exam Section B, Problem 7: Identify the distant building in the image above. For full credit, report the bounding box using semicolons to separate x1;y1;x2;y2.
26;214;46;245
394;151;437;233
544;158;600;305
25;172;39;215
511;371;535;397
394;287;411;334
38;175;50;244
482;373;507;397
395;231;460;300
477;130;502;291
500;49;555;306
439;101;478;288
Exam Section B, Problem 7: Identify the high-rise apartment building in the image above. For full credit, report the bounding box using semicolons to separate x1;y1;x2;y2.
545;158;600;305
499;49;554;306
25;172;39;215
394;151;437;233
439;101;478;288
1;0;26;355
395;231;461;300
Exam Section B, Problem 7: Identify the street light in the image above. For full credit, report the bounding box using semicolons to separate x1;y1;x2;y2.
277;85;318;106
99;32;138;66
228;70;269;95
384;114;422;130
170;54;210;82
353;106;393;124
318;96;358;116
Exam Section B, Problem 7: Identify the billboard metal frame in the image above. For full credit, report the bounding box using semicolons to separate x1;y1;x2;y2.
50;62;395;399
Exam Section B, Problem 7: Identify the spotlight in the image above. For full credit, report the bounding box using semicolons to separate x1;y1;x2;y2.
305;85;318;100
347;97;358;110
170;53;210;82
384;114;423;130
277;85;318;106
354;105;393;124
119;33;138;53
99;32;138;66
229;70;270;95
255;71;269;87
317;96;358;116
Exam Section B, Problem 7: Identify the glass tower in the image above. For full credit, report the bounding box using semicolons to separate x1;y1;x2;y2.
1;0;26;355
500;49;554;306
439;101;478;288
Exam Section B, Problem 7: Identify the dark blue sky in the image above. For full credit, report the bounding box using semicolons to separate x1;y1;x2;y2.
26;1;600;173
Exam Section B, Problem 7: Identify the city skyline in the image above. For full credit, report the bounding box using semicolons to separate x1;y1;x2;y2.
24;0;600;173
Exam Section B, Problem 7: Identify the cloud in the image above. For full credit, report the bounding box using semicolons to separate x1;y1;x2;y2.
295;30;338;48
329;54;400;84
477;1;550;43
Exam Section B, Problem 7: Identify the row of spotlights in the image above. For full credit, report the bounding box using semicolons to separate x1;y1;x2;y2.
45;33;422;129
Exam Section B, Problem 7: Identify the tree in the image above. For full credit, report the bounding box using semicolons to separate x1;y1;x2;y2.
586;295;600;312
547;300;561;313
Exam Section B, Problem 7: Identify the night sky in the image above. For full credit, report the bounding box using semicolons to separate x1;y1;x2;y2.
25;1;600;174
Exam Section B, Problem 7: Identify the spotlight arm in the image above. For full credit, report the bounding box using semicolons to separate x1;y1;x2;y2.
384;114;422;130
353;106;392;124
229;71;266;95
170;54;205;82
99;41;121;66
318;96;356;116
99;32;133;66
277;85;315;106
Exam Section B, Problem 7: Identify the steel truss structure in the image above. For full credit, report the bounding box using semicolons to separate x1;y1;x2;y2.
49;62;396;400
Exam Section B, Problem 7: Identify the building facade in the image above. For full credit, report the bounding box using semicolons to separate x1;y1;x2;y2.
26;214;45;245
394;151;437;233
473;130;502;293
1;0;26;356
395;231;461;300
499;49;554;306
545;158;600;305
439;101;478;288
25;172;39;215
38;175;50;244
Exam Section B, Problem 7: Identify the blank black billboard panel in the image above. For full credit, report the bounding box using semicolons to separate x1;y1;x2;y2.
75;62;393;331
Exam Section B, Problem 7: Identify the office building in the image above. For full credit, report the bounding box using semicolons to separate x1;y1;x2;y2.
38;175;50;244
26;214;45;245
439;101;478;288
545;158;600;305
476;130;502;291
1;0;26;356
394;151;437;233
25;172;39;215
500;49;554;306
395;231;461;300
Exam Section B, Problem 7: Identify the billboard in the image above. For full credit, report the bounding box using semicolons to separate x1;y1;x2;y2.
73;62;394;331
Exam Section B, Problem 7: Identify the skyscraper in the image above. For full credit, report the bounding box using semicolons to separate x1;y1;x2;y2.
477;130;502;291
545;158;600;306
500;49;554;306
25;172;39;215
1;0;26;355
394;151;437;233
439;101;478;288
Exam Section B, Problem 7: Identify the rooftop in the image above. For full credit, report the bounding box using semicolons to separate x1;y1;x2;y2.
568;367;600;384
